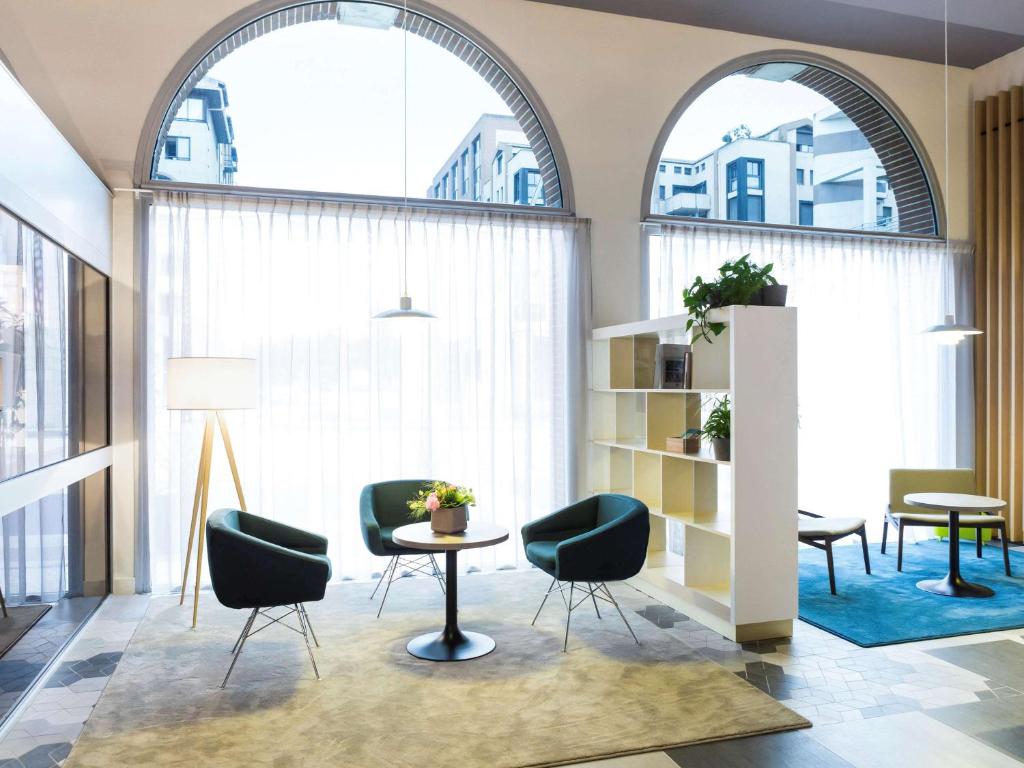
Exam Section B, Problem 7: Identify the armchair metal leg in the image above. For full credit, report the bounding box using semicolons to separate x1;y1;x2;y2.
299;604;319;648
376;557;398;619
563;583;574;652
0;586;7;618
295;604;321;681
599;583;639;647
881;519;888;554
532;577;559;626
588;582;602;618
370;557;396;601
977;532;983;559
222;608;258;689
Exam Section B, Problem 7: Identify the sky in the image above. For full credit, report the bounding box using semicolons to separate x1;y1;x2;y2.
198;20;511;197
158;13;834;197
661;76;830;162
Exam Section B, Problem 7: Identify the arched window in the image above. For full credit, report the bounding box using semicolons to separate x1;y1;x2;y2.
146;1;567;209
647;59;939;235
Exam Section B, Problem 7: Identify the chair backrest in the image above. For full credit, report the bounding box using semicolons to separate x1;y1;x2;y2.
889;468;975;514
363;479;442;528
595;493;647;528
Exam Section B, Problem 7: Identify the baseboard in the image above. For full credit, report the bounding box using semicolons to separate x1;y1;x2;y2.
111;577;136;595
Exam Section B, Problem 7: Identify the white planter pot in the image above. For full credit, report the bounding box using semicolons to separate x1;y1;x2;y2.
430;504;469;534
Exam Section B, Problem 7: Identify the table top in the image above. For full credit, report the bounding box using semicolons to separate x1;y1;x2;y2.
392;521;509;551
904;492;1006;513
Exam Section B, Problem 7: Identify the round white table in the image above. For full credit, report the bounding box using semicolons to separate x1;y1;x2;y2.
392;521;509;661
904;492;1006;598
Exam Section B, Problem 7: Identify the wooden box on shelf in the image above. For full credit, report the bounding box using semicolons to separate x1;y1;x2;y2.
665;430;700;454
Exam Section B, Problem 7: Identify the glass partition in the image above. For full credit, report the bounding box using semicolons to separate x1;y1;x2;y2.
0;207;109;481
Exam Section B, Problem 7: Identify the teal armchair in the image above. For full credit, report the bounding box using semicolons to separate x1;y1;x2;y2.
207;509;331;687
359;480;446;617
522;494;649;651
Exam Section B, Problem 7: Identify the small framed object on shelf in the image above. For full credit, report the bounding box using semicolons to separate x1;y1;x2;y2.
655;343;692;389
666;428;701;454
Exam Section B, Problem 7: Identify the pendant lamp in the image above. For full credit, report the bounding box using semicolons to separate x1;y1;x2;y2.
924;0;979;344
373;0;435;320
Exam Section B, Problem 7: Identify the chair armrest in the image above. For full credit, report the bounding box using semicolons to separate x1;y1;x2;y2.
521;497;597;546
798;509;823;519
556;505;649;582
241;512;328;555
360;485;385;554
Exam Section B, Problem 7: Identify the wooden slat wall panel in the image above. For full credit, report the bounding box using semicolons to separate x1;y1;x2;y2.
975;86;1024;541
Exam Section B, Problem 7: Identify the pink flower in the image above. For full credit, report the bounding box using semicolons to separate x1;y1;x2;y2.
425;493;441;513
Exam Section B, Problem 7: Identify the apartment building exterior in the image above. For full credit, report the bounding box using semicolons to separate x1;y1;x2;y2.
426;114;544;206
153;77;238;185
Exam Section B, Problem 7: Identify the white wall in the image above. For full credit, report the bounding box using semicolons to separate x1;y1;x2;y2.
0;61;111;274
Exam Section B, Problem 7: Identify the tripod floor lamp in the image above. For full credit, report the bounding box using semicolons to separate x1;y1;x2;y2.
166;356;257;628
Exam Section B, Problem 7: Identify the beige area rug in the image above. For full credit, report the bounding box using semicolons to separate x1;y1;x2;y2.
65;570;807;767
0;604;50;658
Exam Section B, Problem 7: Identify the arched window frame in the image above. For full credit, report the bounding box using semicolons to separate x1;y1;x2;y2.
134;0;574;213
642;50;945;238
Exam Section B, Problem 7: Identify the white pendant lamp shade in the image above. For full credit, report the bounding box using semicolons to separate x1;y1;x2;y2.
373;295;436;319
924;314;982;345
166;357;257;410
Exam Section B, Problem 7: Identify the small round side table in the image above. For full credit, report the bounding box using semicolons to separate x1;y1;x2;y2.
904;492;1005;598
392;521;509;661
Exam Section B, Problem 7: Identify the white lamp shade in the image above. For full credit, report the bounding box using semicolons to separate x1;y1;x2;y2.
166;357;257;410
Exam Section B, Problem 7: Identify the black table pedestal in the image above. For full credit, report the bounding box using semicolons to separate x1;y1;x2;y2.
407;549;496;661
917;510;995;598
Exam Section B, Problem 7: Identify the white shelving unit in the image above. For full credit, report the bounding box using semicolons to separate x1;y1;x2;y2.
589;306;797;642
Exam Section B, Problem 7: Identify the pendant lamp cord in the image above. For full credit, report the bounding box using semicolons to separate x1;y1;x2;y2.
402;0;409;298
943;0;952;316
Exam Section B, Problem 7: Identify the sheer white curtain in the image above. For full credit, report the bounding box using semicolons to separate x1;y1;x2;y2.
647;222;969;537
144;191;589;591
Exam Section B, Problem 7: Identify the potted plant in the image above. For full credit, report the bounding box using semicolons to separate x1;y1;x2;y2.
408;481;476;534
701;396;731;461
683;255;787;342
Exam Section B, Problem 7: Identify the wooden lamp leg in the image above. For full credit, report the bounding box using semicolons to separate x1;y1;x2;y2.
216;411;247;512
191;412;216;628
180;416;214;606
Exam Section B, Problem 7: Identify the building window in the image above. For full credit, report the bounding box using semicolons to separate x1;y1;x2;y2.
796;125;813;152
181;97;206;122
674;166;682;174
726;157;764;222
659;185;666;200
684;167;692;176
164;136;191;160
441;174;448;199
877;203;893;225
746;160;763;190
799;200;814;226
150;0;565;208
433;183;440;199
650;59;939;234
495;149;503;175
659;164;666;172
450;163;458;200
471;135;482;201
513;168;542;205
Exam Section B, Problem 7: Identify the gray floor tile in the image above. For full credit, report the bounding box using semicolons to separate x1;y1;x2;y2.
926;640;1024;691
927;697;1024;760
666;730;854;767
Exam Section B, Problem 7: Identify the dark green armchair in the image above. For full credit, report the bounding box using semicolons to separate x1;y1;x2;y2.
207;509;331;687
522;494;649;651
359;480;446;617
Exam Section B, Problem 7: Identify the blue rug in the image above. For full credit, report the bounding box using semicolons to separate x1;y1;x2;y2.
799;539;1024;647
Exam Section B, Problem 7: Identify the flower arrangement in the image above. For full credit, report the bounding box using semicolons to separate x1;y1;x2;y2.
407;481;476;520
